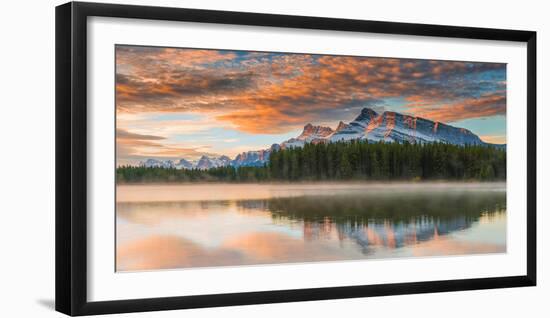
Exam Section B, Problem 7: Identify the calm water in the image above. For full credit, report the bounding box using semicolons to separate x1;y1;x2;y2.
116;183;506;271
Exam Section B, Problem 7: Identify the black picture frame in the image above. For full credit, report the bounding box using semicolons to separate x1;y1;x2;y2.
55;1;537;316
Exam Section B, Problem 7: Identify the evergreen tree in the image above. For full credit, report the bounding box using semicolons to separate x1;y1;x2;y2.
117;141;506;183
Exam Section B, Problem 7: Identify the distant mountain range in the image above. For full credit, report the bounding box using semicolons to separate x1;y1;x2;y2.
138;107;504;170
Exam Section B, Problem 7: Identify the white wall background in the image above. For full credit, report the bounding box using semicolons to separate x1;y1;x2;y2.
0;0;546;317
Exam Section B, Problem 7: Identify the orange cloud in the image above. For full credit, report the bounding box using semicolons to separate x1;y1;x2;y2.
116;46;506;133
117;45;236;71
407;93;506;123
116;128;214;164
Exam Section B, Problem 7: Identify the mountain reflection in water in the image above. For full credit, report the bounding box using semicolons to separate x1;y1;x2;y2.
116;184;506;271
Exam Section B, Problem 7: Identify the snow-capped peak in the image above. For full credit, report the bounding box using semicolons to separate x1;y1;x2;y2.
354;107;379;122
297;123;334;141
196;155;232;170
137;107;495;171
139;158;175;169
335;121;350;132
330;107;485;145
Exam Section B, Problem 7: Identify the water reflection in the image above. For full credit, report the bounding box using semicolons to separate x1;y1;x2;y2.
116;184;506;271
264;192;505;252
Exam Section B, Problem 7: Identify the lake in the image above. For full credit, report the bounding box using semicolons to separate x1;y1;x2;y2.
116;182;506;271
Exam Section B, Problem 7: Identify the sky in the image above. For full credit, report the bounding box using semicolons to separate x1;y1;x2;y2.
116;45;506;165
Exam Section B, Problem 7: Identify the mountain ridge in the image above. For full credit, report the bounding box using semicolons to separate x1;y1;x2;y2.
138;107;504;169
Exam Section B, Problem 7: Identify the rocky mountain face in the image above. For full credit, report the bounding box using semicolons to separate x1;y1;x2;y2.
140;158;176;169
281;123;335;148
232;149;271;167
139;107;498;170
196;155;232;170
176;158;194;169
328;108;485;145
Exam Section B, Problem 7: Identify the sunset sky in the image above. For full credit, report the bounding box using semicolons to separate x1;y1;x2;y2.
116;45;506;165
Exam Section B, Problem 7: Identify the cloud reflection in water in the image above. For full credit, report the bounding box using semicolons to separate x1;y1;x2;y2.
116;184;506;271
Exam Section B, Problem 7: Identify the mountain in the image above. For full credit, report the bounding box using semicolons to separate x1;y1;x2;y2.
298;123;334;141
282;124;335;148
329;108;484;145
281;107;485;148
232;149;271;167
175;158;194;169
335;121;350;132
138;107;500;170
139;155;231;170
140;158;175;169
196;155;232;170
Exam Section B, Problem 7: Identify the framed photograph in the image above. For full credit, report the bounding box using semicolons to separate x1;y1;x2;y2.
55;1;536;316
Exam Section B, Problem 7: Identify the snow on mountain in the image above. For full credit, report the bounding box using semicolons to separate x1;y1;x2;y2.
140;158;175;169
138;107;497;170
196;155;232;170
297;123;334;141
280;138;304;149
335;121;350;132
218;155;233;166
139;155;232;170
175;158;194;169
330;107;484;145
232;149;271;167
282;123;335;148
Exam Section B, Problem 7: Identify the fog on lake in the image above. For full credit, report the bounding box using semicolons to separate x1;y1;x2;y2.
116;183;506;271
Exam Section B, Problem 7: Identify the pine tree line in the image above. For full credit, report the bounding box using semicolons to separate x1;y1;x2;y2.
116;165;269;183
116;141;506;184
268;141;505;181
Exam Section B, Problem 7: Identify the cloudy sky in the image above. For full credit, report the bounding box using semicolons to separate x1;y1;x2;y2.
116;45;506;165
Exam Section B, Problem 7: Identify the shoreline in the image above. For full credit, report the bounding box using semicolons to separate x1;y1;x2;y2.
116;179;506;186
116;181;506;203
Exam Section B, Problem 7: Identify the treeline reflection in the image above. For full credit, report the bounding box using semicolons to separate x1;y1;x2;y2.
117;190;505;255
236;191;506;252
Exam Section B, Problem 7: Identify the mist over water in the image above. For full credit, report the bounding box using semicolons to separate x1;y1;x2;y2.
116;183;506;271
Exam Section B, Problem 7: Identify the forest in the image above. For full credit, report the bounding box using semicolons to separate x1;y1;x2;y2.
116;141;506;184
